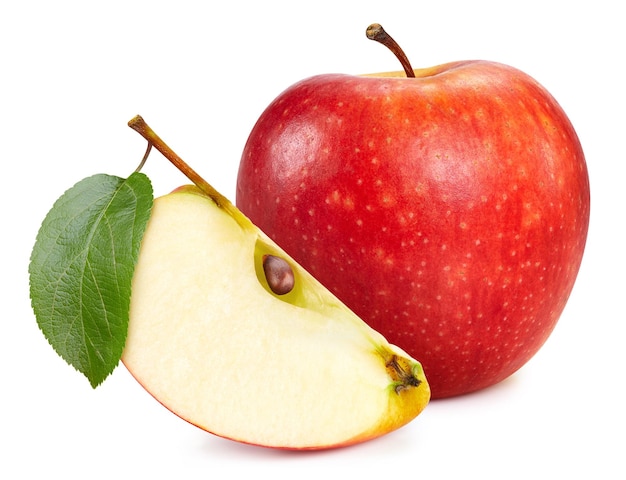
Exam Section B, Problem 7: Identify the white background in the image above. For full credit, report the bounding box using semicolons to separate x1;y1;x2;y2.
2;1;623;478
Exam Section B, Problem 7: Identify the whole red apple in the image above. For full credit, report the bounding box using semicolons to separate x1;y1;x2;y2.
236;41;589;398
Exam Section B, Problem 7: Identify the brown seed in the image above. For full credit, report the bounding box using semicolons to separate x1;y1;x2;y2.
263;255;295;295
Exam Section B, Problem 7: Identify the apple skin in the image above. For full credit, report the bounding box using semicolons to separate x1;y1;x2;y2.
236;61;590;398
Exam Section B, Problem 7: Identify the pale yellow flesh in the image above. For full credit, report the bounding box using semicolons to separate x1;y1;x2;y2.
122;188;429;449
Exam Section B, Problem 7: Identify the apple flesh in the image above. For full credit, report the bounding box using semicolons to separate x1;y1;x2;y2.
236;61;590;398
122;186;430;449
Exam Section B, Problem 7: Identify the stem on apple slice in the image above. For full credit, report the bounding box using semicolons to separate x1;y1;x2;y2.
127;115;254;230
366;23;415;78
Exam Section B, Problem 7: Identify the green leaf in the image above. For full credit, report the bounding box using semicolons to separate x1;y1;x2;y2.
29;172;153;387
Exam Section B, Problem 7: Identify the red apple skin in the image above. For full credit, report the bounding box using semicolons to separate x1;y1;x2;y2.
236;61;590;398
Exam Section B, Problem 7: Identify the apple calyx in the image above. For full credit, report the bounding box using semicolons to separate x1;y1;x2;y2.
127;115;253;231
366;23;415;78
380;347;422;394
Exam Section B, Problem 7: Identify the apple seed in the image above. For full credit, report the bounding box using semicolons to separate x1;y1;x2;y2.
263;255;295;295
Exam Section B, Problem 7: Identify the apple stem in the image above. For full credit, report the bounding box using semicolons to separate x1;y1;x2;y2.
366;24;415;78
127;115;250;226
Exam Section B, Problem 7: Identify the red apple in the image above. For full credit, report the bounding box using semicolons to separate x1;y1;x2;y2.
236;33;589;398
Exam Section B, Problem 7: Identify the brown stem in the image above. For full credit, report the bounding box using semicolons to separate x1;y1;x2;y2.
128;115;255;230
127;115;231;210
366;23;415;78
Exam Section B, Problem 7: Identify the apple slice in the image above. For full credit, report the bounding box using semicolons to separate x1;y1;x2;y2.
121;185;429;450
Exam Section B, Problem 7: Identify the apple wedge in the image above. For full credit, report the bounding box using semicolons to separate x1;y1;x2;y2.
121;185;430;450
